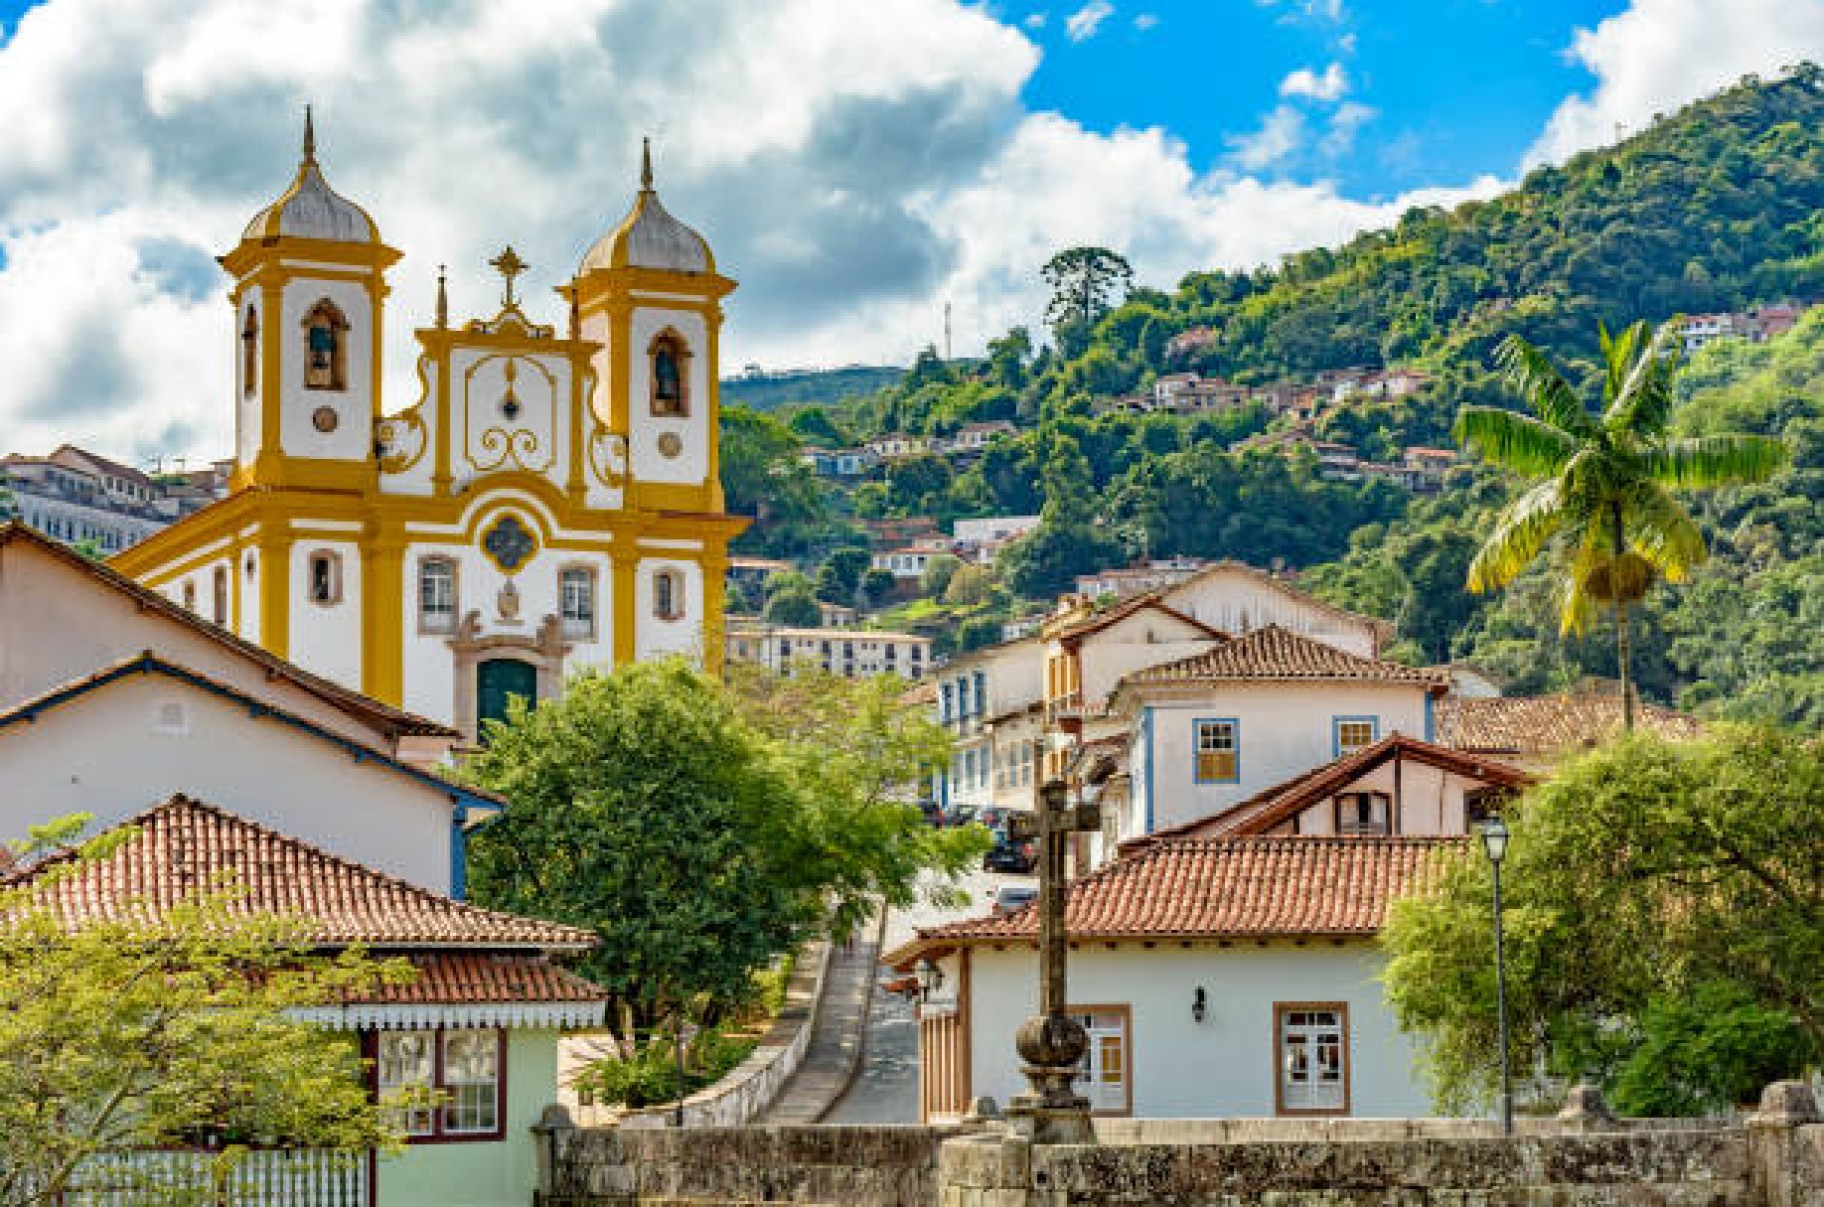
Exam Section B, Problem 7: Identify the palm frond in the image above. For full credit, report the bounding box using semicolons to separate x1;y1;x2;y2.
1454;407;1579;476
1621;479;1709;582
1466;478;1563;594
1551;563;1603;636
1604;320;1682;437
1493;334;1597;437
1644;435;1789;489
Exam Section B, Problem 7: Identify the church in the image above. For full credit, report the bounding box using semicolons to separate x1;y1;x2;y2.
113;113;746;740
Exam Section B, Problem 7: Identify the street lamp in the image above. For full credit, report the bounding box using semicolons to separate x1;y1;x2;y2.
1480;816;1513;1136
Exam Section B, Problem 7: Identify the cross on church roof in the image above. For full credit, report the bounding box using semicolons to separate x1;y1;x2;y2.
489;246;529;309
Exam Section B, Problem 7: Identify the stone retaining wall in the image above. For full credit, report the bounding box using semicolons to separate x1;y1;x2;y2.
534;1083;1824;1207
618;941;835;1130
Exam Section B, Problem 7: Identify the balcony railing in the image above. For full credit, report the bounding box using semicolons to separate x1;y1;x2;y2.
47;1147;368;1206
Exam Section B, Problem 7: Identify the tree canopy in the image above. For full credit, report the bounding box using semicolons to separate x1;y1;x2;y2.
1382;727;1822;1115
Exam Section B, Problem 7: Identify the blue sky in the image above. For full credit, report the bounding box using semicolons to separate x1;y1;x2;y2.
1008;0;1627;196
0;0;1810;459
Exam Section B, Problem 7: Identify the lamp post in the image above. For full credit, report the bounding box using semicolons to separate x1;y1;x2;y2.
1480;816;1513;1136
1005;778;1100;1143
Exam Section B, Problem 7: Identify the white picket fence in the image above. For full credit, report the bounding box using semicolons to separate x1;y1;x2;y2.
51;1147;368;1206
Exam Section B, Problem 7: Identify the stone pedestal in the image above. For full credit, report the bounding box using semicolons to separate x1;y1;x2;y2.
1005;1014;1095;1145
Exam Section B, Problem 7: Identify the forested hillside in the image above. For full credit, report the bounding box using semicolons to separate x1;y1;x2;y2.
719;68;1824;722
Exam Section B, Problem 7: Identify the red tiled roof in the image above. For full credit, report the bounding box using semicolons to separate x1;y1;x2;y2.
10;796;593;949
365;952;606;1005
888;836;1459;962
1134;735;1530;845
1436;687;1702;756
1122;625;1446;689
1054;594;1226;645
0;522;456;741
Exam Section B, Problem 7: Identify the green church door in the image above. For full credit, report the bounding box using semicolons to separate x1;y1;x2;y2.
476;658;538;737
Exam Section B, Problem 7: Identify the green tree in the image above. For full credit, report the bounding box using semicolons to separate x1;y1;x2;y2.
1042;246;1133;356
764;585;822;627
860;568;898;608
920;553;964;598
1382;727;1823;1115
0;819;403;1206
1456;320;1786;727
465;662;978;1047
815;547;872;604
943;564;997;607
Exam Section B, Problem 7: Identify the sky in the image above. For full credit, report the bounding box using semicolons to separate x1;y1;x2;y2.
0;0;1820;464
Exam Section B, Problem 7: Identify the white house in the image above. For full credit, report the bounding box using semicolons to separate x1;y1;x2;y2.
872;540;958;581
1156;562;1388;658
1107;625;1447;847
934;636;1046;813
886;835;1452;1122
726;623;931;680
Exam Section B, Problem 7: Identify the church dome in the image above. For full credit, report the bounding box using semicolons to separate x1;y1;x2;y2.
241;109;380;245
577;140;714;276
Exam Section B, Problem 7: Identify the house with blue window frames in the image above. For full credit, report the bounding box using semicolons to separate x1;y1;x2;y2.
1101;625;1449;854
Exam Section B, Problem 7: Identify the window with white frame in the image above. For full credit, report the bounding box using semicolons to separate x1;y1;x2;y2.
374;1029;502;1141
1194;719;1239;783
560;566;597;640
1333;717;1379;758
376;1031;436;1137
419;557;457;634
1277;1005;1347;1114
1069;1008;1130;1113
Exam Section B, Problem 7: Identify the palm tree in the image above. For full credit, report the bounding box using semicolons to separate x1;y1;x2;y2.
1455;319;1787;729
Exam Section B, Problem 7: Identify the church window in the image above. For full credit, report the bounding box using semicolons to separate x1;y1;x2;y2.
419;557;458;634
307;551;343;605
648;330;690;417
301;299;349;391
560;566;598;640
182;580;197;612
212;566;228;626
653;568;684;621
241;304;259;397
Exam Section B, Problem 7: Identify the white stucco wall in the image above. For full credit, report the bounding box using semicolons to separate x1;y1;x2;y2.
955;941;1430;1119
1285;760;1480;837
1074;610;1219;706
289;537;364;687
635;554;703;661
235;291;263;466
627;307;709;486
1161;570;1379;657
278;275;375;463
454;349;573;488
1135;683;1431;836
0;673;458;892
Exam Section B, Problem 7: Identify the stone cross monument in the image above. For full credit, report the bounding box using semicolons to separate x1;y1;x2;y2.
1005;778;1101;1143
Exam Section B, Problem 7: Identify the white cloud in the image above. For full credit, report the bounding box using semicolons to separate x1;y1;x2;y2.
1279;62;1348;102
0;0;1508;463
1228;105;1307;170
1064;0;1113;41
1025;11;1046;28
1529;0;1824;164
1322;101;1378;156
1133;13;1160;31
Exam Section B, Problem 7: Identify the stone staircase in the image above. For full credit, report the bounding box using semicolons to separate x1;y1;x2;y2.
755;918;883;1125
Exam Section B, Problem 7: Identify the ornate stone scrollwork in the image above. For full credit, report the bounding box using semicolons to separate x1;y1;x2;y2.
375;409;428;474
589;427;628;488
473;426;543;473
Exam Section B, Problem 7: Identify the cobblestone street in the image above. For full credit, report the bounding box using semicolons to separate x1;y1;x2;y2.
823;865;1033;1123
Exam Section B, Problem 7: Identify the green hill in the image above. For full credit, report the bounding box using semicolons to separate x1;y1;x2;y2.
721;366;903;413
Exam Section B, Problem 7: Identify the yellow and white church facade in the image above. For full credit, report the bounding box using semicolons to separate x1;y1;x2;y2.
114;115;746;739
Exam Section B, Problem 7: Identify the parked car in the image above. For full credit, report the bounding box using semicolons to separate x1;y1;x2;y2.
975;806;1010;832
917;799;944;826
940;801;978;828
990;884;1038;916
983;833;1037;874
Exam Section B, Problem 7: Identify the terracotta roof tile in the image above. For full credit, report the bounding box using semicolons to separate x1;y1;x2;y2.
9;796;593;949
1136;735;1530;845
1436;688;1701;756
1123;625;1447;688
890;836;1457;961
362;952;606;1005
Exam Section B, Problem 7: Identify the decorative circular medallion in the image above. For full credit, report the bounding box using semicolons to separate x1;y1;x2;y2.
481;513;537;573
312;406;339;433
657;432;684;458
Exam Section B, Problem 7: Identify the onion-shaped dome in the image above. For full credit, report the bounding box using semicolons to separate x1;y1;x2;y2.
577;140;714;276
241;108;380;245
